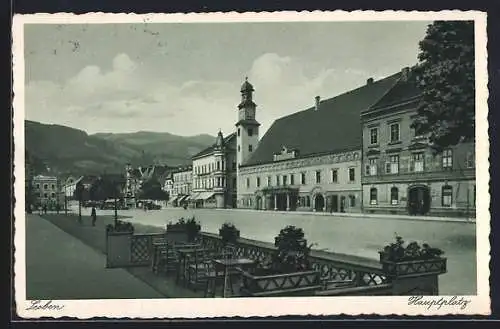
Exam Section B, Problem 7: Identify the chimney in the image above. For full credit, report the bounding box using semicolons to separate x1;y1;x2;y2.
315;96;321;111
366;77;374;85
401;67;410;81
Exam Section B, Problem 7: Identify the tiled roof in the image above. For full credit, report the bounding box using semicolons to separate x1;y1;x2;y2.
365;70;421;112
242;72;401;167
192;132;237;159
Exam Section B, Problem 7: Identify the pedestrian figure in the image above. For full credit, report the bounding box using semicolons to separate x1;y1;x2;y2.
91;206;97;226
43;204;47;214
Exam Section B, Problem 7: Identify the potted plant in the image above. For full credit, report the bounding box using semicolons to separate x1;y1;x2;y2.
105;220;135;268
166;217;201;243
379;234;447;278
239;225;321;297
219;222;240;246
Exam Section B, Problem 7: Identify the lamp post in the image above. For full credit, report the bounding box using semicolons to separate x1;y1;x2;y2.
75;182;83;224
113;179;119;226
64;184;68;215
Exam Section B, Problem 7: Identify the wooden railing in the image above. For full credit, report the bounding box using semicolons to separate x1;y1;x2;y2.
110;231;444;296
198;232;388;288
130;233;165;266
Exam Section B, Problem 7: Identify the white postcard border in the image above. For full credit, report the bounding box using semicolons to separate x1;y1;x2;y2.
12;10;490;318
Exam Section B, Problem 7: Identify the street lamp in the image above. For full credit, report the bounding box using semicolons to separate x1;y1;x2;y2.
75;182;83;224
64;184;68;215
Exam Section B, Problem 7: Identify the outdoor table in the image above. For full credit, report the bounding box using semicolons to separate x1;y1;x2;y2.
175;246;205;286
210;258;256;297
151;240;169;274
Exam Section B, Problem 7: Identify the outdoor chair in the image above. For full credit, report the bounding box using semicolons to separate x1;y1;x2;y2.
186;248;220;291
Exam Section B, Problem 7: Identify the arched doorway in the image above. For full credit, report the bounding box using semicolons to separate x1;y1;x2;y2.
255;196;262;210
407;185;431;215
314;194;325;212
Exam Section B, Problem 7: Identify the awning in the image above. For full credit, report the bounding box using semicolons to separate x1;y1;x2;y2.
169;196;179;203
178;195;188;202
189;193;200;201
197;192;215;200
184;195;192;201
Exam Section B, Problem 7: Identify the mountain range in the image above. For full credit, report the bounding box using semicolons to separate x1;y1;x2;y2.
24;120;216;176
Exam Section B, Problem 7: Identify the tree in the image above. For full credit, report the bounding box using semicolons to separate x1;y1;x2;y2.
411;21;475;152
89;177;122;201
138;178;168;201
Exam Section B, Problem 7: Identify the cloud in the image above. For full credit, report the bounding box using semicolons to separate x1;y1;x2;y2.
25;52;374;136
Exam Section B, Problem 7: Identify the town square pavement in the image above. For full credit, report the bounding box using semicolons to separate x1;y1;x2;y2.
25;214;165;299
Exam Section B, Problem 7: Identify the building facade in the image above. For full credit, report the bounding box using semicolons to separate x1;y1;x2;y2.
191;131;237;208
237;74;400;212
238;149;363;212
32;175;63;208
170;166;193;206
360;69;476;217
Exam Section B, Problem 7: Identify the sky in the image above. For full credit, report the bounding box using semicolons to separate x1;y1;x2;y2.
24;21;432;137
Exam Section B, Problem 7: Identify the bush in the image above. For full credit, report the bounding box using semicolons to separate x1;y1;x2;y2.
379;234;444;262
219;222;240;245
268;225;315;273
106;220;134;234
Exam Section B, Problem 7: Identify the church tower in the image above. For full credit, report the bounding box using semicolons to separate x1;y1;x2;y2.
236;77;260;167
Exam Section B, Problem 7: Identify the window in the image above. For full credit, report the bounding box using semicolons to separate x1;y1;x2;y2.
43;184;48;190
51;192;56;198
370;128;378;145
246;178;250;188
51;184;55;190
282;175;288;186
217;161;220;170
442;149;453;169
349;195;356;207
237;145;240;152
248;128;253;136
232;162;236;170
370;188;377;205
44;193;48;198
237;128;241;136
249;145;253;152
276;175;280;186
267;176;271;186
331;169;338;183
368;159;377;176
348;168;355;182
301;173;306;185
390;187;399;205
290;174;295;185
386;155;399;174
412;153;424;172
36;183;40;189
466;151;474;168
442;185;453;207
316;171;321;184
306;196;311;207
390;123;400;142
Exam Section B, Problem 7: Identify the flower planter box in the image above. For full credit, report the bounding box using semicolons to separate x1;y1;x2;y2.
274;237;307;248
380;256;447;278
106;231;133;268
239;270;322;297
165;228;190;244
